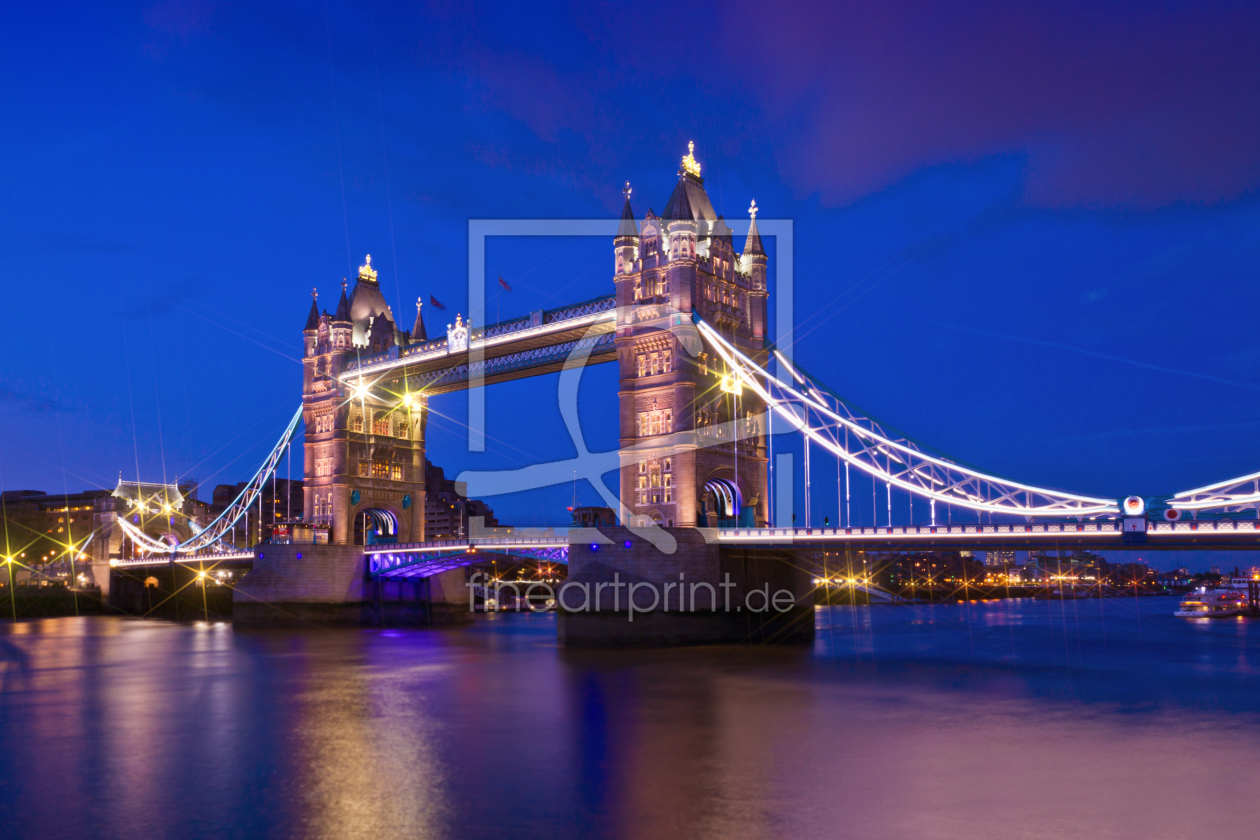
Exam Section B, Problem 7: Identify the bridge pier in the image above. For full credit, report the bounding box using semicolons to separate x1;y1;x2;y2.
233;544;469;627
108;562;235;620
558;526;814;647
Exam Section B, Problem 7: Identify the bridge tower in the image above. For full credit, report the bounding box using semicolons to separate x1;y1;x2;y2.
614;144;770;529
301;256;428;545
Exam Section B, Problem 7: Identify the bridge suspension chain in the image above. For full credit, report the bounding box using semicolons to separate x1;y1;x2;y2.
119;405;304;555
1168;470;1260;514
694;318;1119;518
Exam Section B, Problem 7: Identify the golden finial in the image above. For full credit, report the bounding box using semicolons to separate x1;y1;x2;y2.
358;254;378;281
416;296;423;311
341;277;348;292
311;287;318;301
749;199;758;220
623;181;632;200
681;141;701;178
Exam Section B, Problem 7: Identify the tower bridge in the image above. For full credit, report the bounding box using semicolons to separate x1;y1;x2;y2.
97;143;1260;641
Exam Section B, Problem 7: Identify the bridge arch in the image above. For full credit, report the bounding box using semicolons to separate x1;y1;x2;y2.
352;506;400;546
703;475;746;527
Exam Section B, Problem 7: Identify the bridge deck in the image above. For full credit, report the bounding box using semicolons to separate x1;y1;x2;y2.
717;520;1260;551
112;549;255;568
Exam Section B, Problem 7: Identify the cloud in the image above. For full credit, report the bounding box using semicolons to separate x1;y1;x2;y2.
939;323;1260;392
0;380;77;414
712;1;1260;209
410;2;1260;210
143;0;218;37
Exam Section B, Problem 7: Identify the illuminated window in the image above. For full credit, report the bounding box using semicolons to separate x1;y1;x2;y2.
372;461;389;479
649;353;659;376
662;350;671;373
372;413;390;436
637;356;646;377
664;474;672;503
391;464;403;481
397;421;409;439
352;412;363;433
358;461;370;478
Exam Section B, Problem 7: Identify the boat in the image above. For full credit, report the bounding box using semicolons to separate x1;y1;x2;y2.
1175;588;1247;617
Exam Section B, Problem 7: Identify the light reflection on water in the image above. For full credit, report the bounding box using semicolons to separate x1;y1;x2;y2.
3;597;1260;839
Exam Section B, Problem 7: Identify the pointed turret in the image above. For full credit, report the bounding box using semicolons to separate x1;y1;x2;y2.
333;278;352;323
743;199;765;257
412;296;428;342
614;181;640;277
616;184;639;240
304;288;320;331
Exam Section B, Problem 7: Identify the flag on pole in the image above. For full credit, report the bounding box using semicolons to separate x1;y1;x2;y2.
498;276;512;292
430;295;445;309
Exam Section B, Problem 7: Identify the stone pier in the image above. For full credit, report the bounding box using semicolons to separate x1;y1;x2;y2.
233;543;470;627
557;526;814;647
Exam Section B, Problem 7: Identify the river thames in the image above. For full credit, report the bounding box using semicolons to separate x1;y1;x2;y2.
2;596;1259;839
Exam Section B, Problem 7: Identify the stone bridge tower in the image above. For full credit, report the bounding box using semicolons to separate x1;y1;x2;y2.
302;256;428;545
613;145;770;529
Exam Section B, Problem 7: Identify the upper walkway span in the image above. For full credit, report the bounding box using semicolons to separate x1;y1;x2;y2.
340;295;616;393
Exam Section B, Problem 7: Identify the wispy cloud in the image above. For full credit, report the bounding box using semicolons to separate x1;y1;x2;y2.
939;323;1260;393
1049;420;1260;444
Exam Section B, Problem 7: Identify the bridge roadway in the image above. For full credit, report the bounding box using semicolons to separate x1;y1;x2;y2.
364;518;1260;579
112;548;255;568
341;295;617;393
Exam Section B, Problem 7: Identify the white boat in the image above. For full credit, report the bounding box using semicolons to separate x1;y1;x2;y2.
1175;588;1247;617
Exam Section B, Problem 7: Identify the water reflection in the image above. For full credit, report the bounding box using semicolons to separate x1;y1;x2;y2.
3;599;1260;839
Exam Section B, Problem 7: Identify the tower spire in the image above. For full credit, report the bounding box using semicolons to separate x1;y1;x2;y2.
681;141;701;178
304;287;320;331
412;296;427;342
358;254;378;283
616;181;639;239
743;199;765;257
333;279;352;322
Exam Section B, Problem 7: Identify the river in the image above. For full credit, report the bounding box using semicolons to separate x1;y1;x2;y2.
2;596;1259;839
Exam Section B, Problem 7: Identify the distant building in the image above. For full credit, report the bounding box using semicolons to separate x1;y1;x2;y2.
572;506;615;528
424;460;498;540
0;488;117;567
206;479;304;544
985;550;1015;567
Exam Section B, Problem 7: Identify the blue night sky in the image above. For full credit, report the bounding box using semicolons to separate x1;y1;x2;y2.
3;2;1260;568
